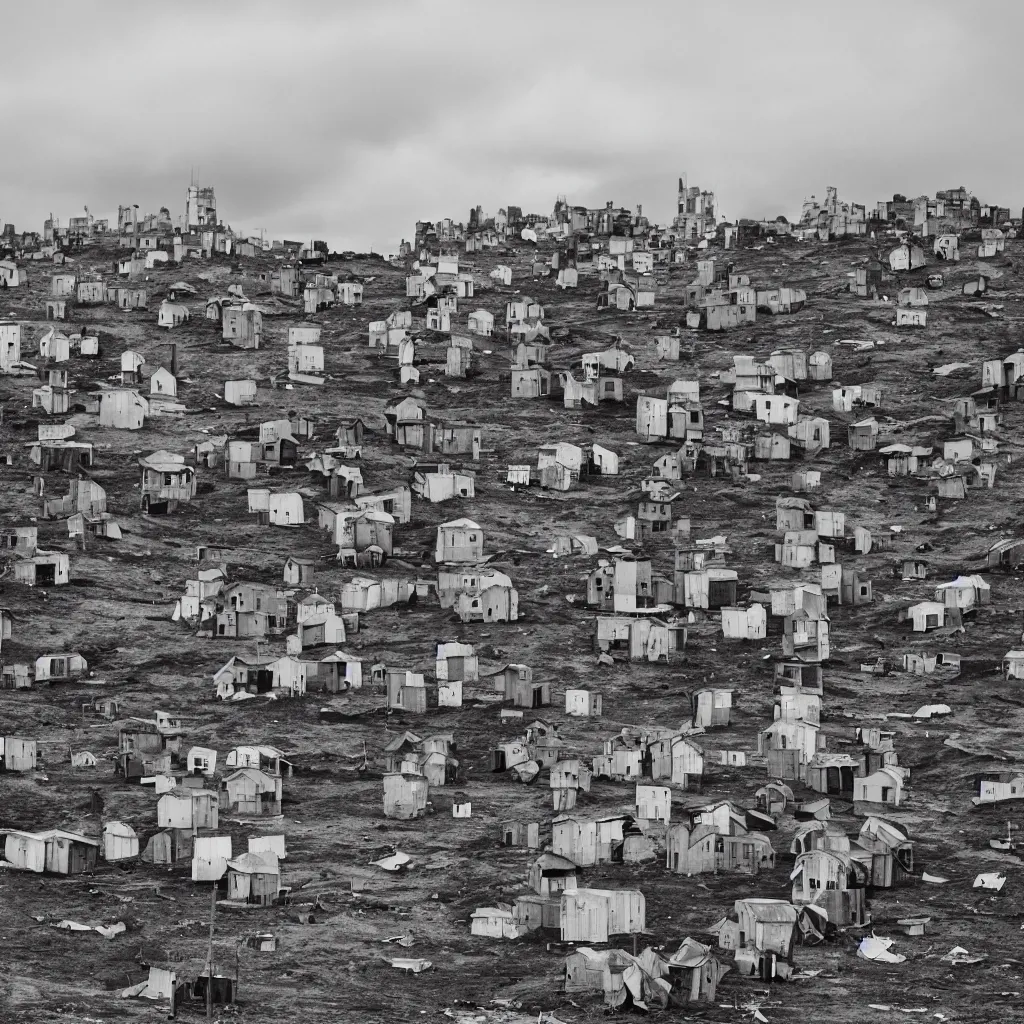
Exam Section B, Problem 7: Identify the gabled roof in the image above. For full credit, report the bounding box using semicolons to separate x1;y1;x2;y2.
691;798;741;816
321;649;360;664
224;766;277;784
1;828;100;846
214;655;273;678
437;641;475;657
160;788;217;802
879;443;932;456
103;820;136;836
478;570;512;591
471;905;515;920
382;730;422;753
227;852;278;874
860;816;910;847
862;765;906;785
669;937;715;969
532;852;578;872
757;781;795;800
670;820;716;845
139;450;188;471
736;898;798;922
794;846;852;870
667;737;700;753
565;947;621;968
808;752;858;768
936;574;989;591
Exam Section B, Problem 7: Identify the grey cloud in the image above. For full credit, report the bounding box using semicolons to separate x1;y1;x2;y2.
2;0;1023;251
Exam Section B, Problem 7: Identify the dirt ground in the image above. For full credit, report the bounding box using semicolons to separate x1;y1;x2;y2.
2;230;1024;1023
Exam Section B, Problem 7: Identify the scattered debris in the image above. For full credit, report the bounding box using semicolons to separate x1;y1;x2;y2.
974;873;1006;891
52;920;126;938
857;936;907;964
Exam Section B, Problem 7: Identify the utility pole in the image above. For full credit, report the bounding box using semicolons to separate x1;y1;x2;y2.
207;882;215;1021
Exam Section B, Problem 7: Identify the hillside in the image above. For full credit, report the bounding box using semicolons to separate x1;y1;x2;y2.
1;231;1023;1024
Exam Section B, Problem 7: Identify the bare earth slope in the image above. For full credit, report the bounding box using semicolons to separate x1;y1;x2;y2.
1;235;1023;1022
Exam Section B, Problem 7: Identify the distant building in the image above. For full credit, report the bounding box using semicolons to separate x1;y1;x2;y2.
186;184;217;229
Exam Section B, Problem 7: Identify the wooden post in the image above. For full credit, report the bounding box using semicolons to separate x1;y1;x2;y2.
207;882;215;1021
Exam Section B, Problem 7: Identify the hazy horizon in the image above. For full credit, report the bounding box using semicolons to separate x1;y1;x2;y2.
2;0;1022;253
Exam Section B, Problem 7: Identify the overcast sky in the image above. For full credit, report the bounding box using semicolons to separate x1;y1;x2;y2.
2;0;1022;252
